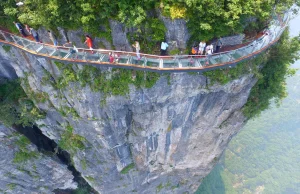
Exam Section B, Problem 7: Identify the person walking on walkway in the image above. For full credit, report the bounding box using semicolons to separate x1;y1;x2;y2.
132;41;141;59
28;27;40;42
198;41;206;55
63;41;78;59
13;21;26;37
160;40;168;56
215;37;223;53
84;35;94;54
48;30;58;46
205;44;214;65
109;52;114;63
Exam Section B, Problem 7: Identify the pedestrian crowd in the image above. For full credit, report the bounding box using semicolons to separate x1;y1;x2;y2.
12;21;224;63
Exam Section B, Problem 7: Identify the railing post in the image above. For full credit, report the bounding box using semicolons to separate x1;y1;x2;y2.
159;58;163;69
0;31;5;41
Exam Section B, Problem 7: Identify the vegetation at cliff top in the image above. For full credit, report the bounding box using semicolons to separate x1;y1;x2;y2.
202;30;300;119
52;62;161;98
1;0;298;52
243;30;300;118
0;79;45;127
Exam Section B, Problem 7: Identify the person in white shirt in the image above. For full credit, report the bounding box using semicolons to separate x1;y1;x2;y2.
160;40;169;56
198;41;206;55
205;44;214;65
205;44;213;55
132;41;141;59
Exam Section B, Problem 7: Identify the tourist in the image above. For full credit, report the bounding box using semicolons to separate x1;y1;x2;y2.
84;35;94;54
114;53;120;63
109;52;114;63
132;41;141;59
25;24;30;34
160;40;169;56
215;37;223;53
191;45;198;55
13;21;26;37
198;41;206;55
205;44;213;55
28;27;40;42
205;44;214;65
63;41;78;58
48;30;58;46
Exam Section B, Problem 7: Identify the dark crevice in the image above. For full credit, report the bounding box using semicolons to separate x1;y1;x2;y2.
13;125;96;194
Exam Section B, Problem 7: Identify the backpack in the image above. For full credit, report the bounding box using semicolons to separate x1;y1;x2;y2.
192;47;197;54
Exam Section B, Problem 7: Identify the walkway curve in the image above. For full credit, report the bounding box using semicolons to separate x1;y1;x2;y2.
0;14;289;73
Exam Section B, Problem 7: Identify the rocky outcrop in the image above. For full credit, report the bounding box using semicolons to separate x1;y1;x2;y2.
0;43;257;193
0;46;17;79
0;124;77;194
109;20;133;51
159;13;190;51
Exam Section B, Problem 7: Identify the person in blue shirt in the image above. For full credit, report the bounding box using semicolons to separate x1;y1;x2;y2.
13;21;26;37
161;40;169;56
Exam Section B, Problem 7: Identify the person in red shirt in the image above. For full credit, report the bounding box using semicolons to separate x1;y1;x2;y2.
84;35;94;53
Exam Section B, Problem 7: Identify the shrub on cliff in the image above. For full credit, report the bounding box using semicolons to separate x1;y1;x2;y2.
243;30;300;118
0;79;45;127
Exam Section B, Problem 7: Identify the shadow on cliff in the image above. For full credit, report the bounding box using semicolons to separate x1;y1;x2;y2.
13;125;96;194
195;164;225;194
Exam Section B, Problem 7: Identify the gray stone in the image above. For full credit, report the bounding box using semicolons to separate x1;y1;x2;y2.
158;11;190;51
0;124;77;194
109;19;133;51
0;42;258;193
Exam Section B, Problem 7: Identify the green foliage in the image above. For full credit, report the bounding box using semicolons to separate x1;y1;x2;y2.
7;183;16;190
58;124;86;153
203;54;262;85
1;0;297;52
243;30;300;118
169;48;180;55
2;45;11;52
145;18;167;42
156;183;164;193
13;135;39;163
0;79;45;127
80;159;87;170
73;187;91;194
120;163;135;174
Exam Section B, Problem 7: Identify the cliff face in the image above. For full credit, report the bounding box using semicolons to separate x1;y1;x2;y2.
0;124;77;193
0;44;257;193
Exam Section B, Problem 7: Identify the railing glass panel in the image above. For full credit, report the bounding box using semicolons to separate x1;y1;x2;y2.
145;58;159;67
163;58;179;68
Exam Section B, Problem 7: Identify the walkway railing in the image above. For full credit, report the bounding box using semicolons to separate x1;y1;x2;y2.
0;13;289;72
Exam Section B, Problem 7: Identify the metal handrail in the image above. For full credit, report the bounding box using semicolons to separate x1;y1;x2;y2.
0;12;289;72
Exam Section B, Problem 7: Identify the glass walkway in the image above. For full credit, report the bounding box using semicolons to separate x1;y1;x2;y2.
0;13;289;72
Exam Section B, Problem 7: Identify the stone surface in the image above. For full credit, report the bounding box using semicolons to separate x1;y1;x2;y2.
109;20;133;51
0;45;18;79
0;44;257;193
0;124;77;194
159;12;190;51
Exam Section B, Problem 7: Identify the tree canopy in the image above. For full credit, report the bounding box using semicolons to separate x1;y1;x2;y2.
0;0;299;47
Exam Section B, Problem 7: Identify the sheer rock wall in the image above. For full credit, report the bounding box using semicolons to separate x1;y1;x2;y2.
0;44;257;193
0;124;77;194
